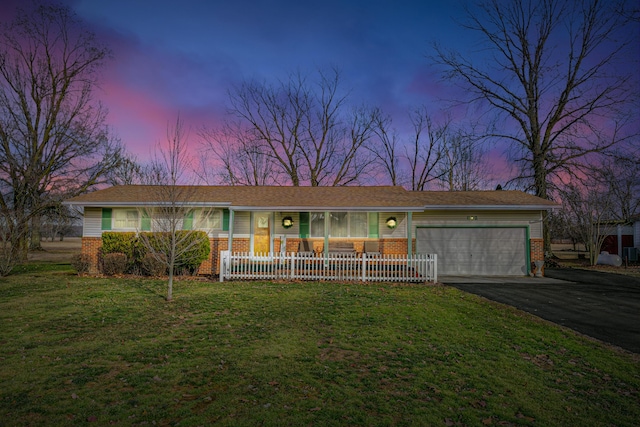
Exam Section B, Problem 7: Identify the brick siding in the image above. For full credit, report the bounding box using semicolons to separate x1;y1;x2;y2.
81;237;103;274
530;238;544;262
80;235;546;277
379;238;415;255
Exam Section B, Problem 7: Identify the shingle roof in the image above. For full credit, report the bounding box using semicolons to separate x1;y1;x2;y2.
65;185;558;211
413;190;559;209
65;185;422;210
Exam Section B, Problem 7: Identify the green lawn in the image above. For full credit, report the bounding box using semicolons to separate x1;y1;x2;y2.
1;263;638;426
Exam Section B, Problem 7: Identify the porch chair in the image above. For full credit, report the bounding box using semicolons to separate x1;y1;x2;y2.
299;239;316;256
364;241;381;256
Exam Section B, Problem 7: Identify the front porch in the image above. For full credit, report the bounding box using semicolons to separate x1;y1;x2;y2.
219;251;437;283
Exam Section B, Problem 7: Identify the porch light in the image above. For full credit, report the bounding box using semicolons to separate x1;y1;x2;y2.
282;216;294;229
467;215;478;221
386;217;397;229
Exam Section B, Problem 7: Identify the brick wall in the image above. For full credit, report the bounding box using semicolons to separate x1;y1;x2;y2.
210;238;250;275
379;238;414;254
530;238;544;262
530;238;544;276
80;235;252;276
81;235;545;277
198;239;215;275
81;237;102;274
286;238;413;255
274;238;303;253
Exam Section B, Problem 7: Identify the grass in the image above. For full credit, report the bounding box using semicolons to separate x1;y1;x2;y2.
1;263;639;426
552;243;640;278
556;258;640;278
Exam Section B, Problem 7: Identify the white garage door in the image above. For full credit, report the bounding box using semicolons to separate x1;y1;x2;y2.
416;227;528;276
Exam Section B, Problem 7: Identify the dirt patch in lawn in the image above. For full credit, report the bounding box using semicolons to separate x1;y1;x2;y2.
27;237;81;263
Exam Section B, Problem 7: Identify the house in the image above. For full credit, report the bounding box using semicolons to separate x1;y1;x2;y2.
598;222;634;257
64;185;558;279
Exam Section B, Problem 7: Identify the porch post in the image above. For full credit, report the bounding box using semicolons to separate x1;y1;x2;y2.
324;211;330;262
407;211;413;258
227;209;235;253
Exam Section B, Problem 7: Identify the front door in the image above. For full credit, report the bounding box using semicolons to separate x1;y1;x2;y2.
253;213;271;254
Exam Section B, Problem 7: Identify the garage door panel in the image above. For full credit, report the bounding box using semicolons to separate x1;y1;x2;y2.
416;227;527;276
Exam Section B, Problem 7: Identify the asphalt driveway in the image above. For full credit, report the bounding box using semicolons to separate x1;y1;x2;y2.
442;268;640;354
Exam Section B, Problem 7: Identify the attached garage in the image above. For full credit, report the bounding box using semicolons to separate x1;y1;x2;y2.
416;226;530;276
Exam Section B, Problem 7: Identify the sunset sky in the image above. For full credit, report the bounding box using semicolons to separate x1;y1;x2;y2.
1;0;638;186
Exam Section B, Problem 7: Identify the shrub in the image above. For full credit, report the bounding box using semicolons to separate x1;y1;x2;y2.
102;252;127;276
175;230;210;272
71;253;92;274
101;232;145;272
141;253;166;276
98;231;210;276
140;230;210;274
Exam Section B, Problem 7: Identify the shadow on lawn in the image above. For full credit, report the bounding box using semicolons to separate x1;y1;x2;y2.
119;277;172;302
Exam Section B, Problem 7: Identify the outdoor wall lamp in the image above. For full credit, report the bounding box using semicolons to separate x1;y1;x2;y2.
467;215;478;221
282;216;294;229
386;217;397;229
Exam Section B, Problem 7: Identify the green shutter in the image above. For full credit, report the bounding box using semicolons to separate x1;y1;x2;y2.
101;208;112;230
183;210;194;230
368;212;379;238
222;209;230;231
141;210;151;231
299;212;310;238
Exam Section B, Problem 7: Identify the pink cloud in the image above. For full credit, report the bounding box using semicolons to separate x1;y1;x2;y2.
100;77;226;161
91;25;229;162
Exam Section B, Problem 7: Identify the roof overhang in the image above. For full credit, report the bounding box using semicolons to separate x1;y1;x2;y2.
423;204;559;211
231;205;425;212
63;201;232;208
64;200;556;212
63;201;424;212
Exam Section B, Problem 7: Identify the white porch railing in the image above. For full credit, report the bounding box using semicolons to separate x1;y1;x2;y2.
219;251;437;283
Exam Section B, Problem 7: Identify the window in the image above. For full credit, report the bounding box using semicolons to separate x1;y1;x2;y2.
310;212;325;237
113;209;139;229
195;209;221;229
349;212;368;237
310;212;368;237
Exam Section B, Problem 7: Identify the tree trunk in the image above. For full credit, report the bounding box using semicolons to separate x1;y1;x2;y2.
533;153;553;255
29;216;43;251
167;266;174;302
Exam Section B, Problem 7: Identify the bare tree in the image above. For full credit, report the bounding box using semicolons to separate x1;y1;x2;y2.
558;177;614;266
0;2;122;260
370;107;451;190
598;156;640;222
138;117;210;302
556;152;640;265
106;155;146;186
205;68;377;186
198;120;279;185
0;207;25;276
369;112;402;186
40;204;79;242
434;0;638;199
547;209;584;252
403;107;448;191
437;128;491;191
